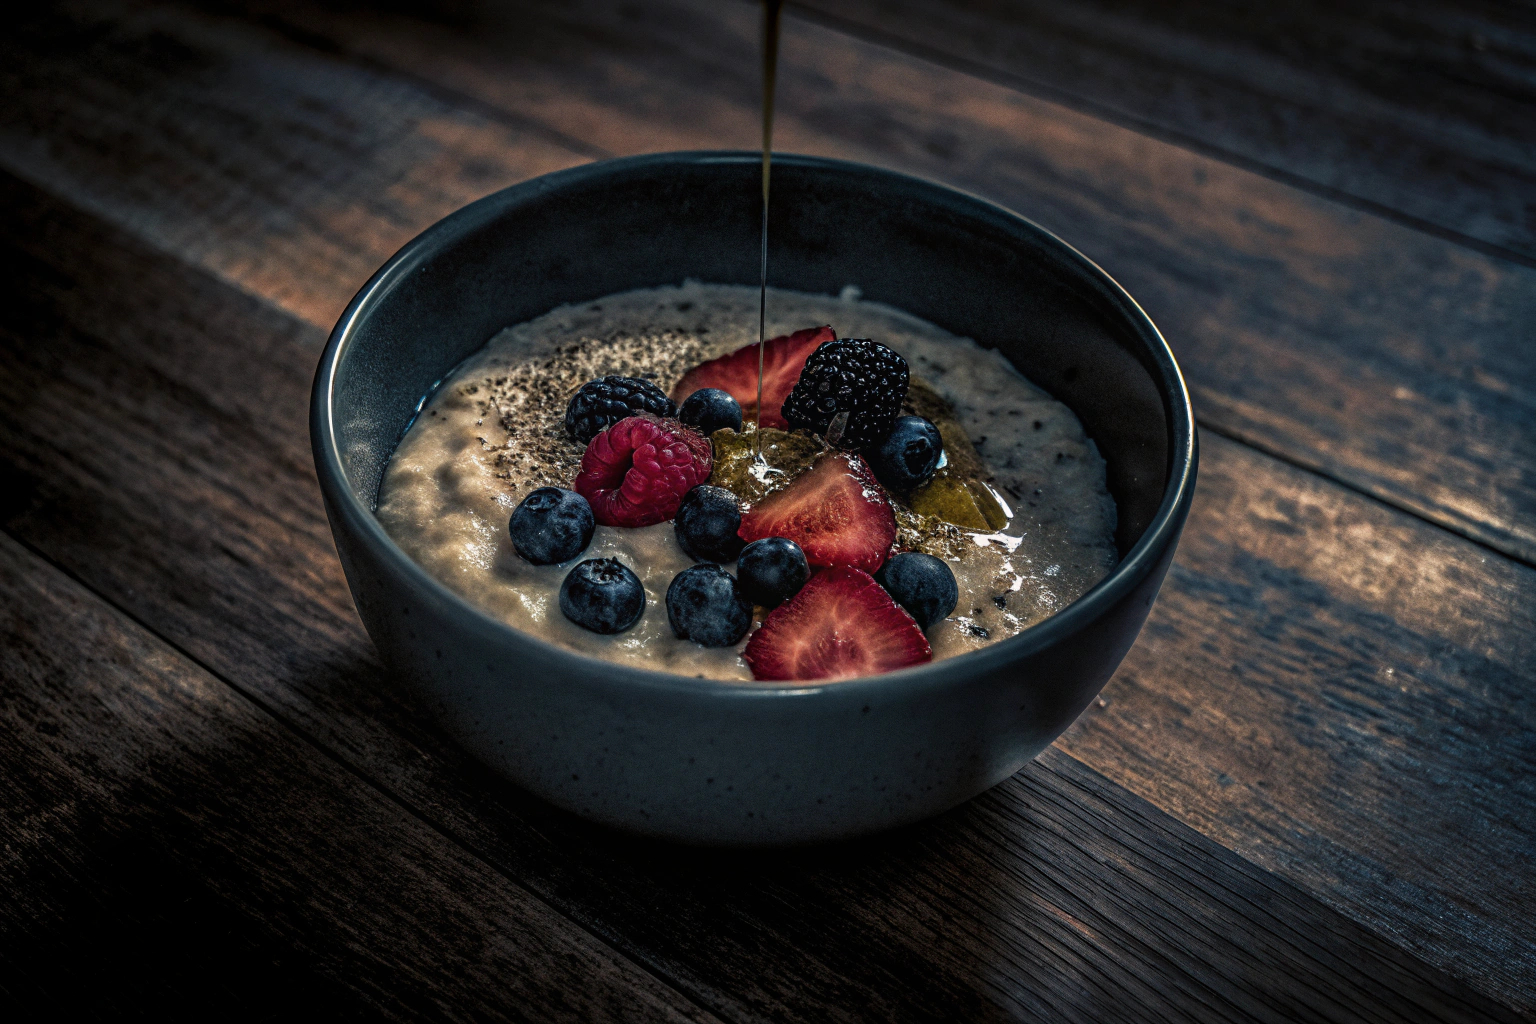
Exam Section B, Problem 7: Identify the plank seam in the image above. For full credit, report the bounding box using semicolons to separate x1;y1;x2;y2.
1195;420;1536;572
1024;763;1498;1024
782;1;1536;273
244;11;614;164
0;525;737;1024
9;511;1516;1020
221;3;1536;570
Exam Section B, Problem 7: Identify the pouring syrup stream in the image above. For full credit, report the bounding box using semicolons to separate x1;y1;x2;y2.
755;0;784;456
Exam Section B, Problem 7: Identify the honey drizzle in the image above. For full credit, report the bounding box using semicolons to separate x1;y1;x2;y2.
755;0;784;456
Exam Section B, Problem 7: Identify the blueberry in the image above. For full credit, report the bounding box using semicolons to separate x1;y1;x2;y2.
736;536;810;607
509;487;594;565
559;558;646;634
679;387;742;435
870;415;942;492
875;552;958;631
674;485;744;563
666;564;753;647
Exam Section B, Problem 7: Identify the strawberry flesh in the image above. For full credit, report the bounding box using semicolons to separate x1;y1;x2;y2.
743;566;932;681
670;325;832;430
737;451;896;573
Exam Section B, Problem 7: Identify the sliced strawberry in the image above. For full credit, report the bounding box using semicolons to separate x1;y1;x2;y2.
743;566;932;681
670;325;832;429
737;451;896;573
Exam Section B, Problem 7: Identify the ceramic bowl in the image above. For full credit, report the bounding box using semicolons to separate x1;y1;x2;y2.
311;151;1196;845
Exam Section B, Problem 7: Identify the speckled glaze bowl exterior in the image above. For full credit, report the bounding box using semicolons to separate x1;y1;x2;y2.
312;152;1196;846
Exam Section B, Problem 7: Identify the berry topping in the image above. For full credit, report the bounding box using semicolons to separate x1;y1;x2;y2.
508;487;594;565
666;564;754;647
678;387;743;436
670;326;832;429
736;537;810;608
781;338;909;449
565;376;677;444
875;552;958;631
743;566;932;681
737;451;896;573
674;485;745;563
574;415;713;528
870;415;943;492
559;558;646;634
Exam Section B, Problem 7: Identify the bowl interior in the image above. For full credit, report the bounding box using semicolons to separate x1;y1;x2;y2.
329;152;1182;559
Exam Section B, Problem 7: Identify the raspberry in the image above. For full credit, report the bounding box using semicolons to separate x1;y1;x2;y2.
565;376;677;444
574;415;713;527
781;338;909;449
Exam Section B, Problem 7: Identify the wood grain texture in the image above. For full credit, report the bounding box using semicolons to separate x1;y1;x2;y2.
796;0;1536;263
79;0;1532;567
0;153;1530;1019
0;0;589;329
2;0;1533;1012
1062;430;1536;993
0;534;717;1022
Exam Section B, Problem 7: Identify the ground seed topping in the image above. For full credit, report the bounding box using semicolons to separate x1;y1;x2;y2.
375;282;1117;680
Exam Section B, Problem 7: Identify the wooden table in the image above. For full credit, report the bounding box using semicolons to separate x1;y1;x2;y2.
2;1;1531;1018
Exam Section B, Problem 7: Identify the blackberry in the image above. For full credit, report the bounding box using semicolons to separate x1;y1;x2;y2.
781;339;908;449
564;376;677;444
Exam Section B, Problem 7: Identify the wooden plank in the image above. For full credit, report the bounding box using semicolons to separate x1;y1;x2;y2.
1;158;1530;1020
0;0;589;330
796;0;1536;263
1063;430;1536;992
287;0;1536;565
5;0;1535;981
0;533;717;1021
3;0;1532;1000
7;0;1528;571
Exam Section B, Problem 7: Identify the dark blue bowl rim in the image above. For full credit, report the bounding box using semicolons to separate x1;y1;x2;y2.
311;150;1197;701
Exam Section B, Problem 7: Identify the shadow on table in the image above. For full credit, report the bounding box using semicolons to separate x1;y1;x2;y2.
430;700;1100;1022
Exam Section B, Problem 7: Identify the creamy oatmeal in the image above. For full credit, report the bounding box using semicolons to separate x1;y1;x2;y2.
375;281;1117;680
